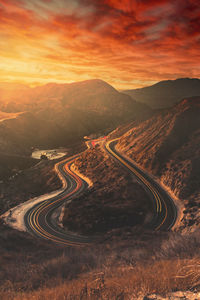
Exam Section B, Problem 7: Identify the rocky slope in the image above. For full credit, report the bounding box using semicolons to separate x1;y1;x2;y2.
123;78;200;108
116;97;200;232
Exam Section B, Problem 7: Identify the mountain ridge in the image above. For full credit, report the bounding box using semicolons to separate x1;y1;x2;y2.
0;79;152;155
123;78;200;109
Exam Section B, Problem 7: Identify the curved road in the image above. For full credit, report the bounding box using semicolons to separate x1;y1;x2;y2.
25;155;91;246
24;138;177;246
105;139;177;231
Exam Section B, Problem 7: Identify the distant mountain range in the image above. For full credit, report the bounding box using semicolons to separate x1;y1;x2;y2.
0;79;152;154
123;78;200;108
0;79;150;117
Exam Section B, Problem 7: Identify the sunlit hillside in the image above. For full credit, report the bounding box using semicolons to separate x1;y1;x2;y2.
0;80;152;155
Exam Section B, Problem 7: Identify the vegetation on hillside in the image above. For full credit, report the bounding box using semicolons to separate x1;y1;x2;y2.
63;146;153;235
0;224;199;299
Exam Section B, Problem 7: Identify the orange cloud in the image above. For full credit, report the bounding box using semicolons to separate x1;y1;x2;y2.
0;0;199;89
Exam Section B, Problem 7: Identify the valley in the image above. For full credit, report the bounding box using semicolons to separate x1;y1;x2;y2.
0;78;199;299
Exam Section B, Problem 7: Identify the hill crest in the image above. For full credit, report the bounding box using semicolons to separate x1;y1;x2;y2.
123;78;200;109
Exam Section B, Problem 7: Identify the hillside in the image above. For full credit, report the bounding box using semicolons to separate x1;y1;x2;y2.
0;79;151;121
116;97;200;232
0;80;152;154
63;146;153;235
62;97;200;235
123;78;200;108
0;112;69;155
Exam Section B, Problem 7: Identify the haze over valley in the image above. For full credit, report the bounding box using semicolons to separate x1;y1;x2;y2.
0;79;151;156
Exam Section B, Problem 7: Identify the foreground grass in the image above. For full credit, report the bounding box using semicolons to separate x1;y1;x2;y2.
1;258;200;299
0;226;199;300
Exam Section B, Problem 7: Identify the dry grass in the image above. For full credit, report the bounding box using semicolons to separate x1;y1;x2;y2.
0;227;199;300
176;259;200;289
1;203;199;300
1;257;200;300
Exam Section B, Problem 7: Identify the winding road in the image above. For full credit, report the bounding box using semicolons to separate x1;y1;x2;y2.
24;155;91;246
105;139;177;231
24;138;177;245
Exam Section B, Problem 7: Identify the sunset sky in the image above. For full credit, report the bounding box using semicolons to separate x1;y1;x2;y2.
0;0;199;89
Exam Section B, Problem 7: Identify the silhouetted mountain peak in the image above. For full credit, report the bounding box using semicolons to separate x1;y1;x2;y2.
152;78;200;88
123;78;200;109
66;79;117;93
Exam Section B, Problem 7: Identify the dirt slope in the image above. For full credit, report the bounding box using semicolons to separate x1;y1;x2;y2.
117;97;200;232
